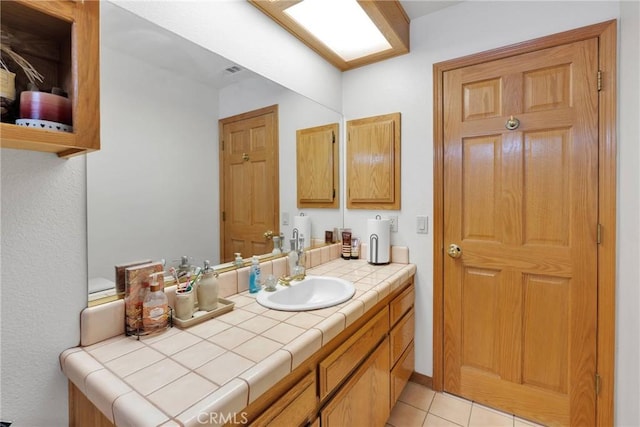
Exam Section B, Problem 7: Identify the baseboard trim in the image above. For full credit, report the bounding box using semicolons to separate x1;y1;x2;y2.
410;372;433;389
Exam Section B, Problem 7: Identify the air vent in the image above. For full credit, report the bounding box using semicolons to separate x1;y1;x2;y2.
224;65;242;74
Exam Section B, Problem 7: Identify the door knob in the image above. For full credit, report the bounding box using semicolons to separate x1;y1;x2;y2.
505;115;520;130
242;153;250;161
263;230;274;240
447;244;462;259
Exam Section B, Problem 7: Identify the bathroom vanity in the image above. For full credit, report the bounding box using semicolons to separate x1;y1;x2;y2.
61;244;415;426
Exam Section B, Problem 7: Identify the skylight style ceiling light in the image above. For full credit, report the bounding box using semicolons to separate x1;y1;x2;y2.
283;0;392;62
249;0;410;71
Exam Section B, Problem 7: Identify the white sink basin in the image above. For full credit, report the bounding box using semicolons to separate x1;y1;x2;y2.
256;276;355;311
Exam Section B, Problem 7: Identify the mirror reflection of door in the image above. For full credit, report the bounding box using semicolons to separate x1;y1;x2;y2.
219;105;279;263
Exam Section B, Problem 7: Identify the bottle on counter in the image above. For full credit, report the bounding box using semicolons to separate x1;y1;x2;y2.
142;273;169;332
197;260;219;311
288;238;298;275
249;255;262;293
272;235;282;255
234;253;244;268
297;235;307;270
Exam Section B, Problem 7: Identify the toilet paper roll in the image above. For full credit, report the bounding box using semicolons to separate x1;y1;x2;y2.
367;218;391;264
293;215;311;249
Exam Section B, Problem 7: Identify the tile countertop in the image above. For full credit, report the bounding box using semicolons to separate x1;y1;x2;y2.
60;256;416;427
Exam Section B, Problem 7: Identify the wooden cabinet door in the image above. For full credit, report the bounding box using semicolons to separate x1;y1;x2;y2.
296;123;339;208
321;337;390;427
346;112;400;209
443;38;599;426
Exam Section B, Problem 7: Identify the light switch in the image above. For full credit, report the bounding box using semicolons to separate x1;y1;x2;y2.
417;216;428;234
389;216;398;232
282;212;290;226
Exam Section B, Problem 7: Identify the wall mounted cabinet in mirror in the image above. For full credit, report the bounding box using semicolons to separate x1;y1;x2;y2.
297;123;339;209
347;112;401;210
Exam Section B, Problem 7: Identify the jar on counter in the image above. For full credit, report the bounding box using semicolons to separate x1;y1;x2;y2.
197;260;219;311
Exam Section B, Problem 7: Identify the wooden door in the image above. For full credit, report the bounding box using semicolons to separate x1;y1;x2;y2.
443;39;599;426
219;105;279;263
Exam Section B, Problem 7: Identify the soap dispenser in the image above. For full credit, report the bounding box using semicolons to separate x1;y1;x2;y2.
234;253;244;268
142;273;169;332
197;260;219;311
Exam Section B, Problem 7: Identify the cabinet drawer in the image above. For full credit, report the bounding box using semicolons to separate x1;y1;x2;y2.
390;283;414;327
390;341;415;407
319;306;389;399
250;371;316;427
390;308;415;366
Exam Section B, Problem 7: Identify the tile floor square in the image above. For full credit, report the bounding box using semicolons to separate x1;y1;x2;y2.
387;381;540;427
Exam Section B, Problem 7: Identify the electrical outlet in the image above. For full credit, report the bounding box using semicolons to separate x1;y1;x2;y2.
389;215;398;232
282;212;290;226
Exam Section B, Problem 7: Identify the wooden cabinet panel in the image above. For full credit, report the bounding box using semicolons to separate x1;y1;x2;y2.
346;112;401;209
296;123;339;208
321;337;390;427
390;308;415;367
391;342;415;407
319;307;389;399
69;381;114;427
390;283;414;327
250;371;316;427
0;0;100;157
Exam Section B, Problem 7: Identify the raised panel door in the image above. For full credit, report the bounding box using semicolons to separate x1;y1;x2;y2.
220;106;279;262
443;38;598;426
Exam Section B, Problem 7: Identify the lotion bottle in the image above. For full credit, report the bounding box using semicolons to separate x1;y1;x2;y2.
142;273;168;332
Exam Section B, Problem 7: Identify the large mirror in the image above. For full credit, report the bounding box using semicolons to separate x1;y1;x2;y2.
88;2;344;296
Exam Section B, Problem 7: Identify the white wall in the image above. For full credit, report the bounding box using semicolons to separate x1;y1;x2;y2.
219;78;344;247
87;46;220;284
1;151;87;425
342;1;639;425
616;1;640;425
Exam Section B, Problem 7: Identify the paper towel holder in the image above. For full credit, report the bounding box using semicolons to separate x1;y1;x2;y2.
367;215;391;265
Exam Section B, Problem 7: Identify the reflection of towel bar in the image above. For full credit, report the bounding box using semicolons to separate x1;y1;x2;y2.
369;234;379;263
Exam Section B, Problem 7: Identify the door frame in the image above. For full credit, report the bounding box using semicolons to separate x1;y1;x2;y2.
218;104;280;262
432;20;617;426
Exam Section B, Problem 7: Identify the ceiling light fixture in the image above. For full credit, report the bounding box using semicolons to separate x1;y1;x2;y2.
284;0;391;62
249;0;410;71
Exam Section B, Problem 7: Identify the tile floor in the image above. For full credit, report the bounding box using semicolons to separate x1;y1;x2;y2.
387;381;545;427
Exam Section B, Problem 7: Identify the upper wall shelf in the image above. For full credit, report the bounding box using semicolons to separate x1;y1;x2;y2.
0;0;100;158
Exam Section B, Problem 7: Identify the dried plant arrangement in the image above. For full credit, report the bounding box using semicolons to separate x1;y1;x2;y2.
0;29;44;88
